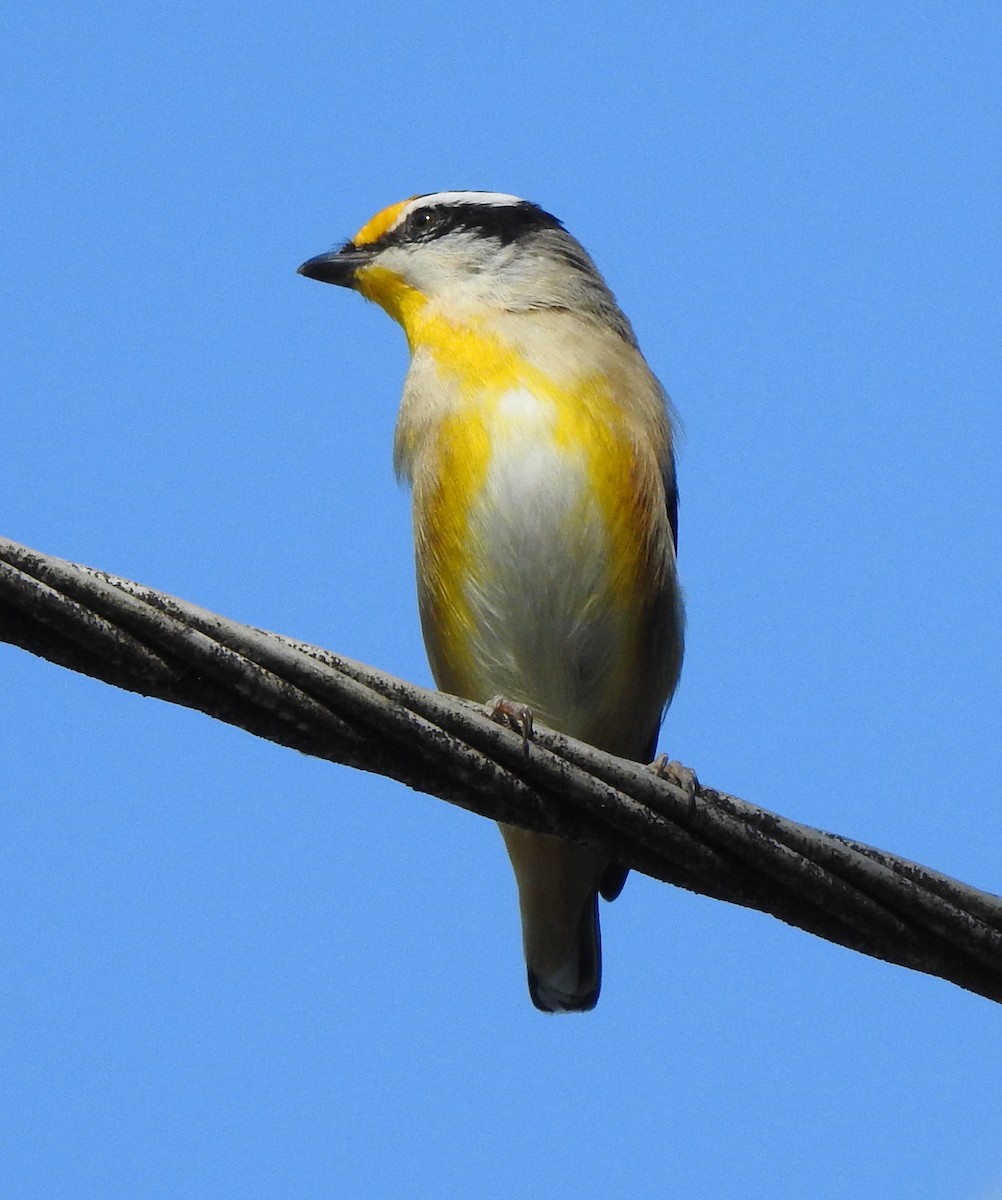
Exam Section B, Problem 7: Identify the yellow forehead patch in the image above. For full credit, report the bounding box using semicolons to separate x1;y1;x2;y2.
352;197;416;247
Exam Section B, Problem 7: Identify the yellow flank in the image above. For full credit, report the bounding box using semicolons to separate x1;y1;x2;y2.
352;199;414;247
359;261;662;695
416;406;492;686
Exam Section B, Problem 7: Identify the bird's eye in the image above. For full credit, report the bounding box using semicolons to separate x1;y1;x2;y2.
406;208;440;238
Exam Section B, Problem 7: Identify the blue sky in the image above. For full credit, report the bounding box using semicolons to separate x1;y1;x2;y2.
3;3;1002;1196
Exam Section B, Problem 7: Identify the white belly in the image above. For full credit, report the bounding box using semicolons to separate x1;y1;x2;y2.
460;390;626;738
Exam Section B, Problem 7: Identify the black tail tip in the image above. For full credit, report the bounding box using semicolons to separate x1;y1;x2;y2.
527;969;600;1014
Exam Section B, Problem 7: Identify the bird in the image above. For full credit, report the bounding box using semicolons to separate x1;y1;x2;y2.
299;191;684;1012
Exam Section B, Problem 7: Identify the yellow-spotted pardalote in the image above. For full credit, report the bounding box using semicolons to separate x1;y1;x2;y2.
299;191;684;1012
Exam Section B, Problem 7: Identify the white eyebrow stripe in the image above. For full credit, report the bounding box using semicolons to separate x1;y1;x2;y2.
397;191;528;227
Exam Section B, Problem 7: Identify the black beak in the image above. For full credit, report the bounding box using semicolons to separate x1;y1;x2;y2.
297;244;372;288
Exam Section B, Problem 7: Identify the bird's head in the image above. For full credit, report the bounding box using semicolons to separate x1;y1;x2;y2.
298;191;632;342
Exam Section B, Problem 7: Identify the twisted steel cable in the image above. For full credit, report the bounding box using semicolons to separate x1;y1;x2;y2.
1;535;1000;1003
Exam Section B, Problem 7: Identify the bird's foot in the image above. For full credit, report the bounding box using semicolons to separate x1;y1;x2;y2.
650;754;700;800
488;696;534;755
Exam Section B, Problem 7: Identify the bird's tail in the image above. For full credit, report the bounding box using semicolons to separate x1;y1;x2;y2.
527;890;602;1013
499;824;612;1013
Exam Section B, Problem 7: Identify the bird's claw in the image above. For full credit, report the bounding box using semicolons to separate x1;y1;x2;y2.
488;696;534;754
650;754;700;800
